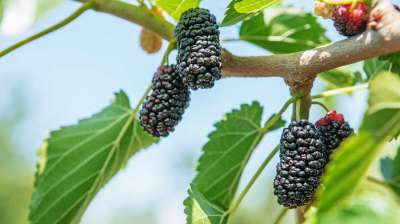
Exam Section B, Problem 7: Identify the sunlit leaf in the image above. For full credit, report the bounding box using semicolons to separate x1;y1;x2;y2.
309;191;400;224
221;0;253;27
155;0;201;20
312;72;400;221
184;185;228;224
361;72;400;138
234;0;281;13
29;91;158;224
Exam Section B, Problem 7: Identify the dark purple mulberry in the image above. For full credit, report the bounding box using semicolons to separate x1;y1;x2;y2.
175;8;221;90
274;120;328;208
139;65;190;137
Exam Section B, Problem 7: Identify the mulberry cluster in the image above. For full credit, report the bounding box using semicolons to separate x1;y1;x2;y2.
332;3;369;37
316;110;353;155
175;8;222;90
139;65;190;137
274;120;328;208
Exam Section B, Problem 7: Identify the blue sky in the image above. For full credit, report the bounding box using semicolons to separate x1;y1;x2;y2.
0;0;374;223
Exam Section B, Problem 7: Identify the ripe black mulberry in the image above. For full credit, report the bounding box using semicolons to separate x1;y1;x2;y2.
332;3;369;37
316;110;353;155
274;120;327;208
175;8;222;90
139;65;190;137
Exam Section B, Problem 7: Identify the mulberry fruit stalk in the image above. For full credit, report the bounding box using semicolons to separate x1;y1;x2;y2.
332;2;369;37
175;8;222;90
316;110;353;156
274;120;328;208
139;65;190;137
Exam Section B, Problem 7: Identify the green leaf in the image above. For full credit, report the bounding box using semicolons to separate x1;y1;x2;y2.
239;6;330;54
30;91;158;224
185;102;264;224
312;72;400;220
155;0;201;20
380;147;400;197
265;114;286;131
221;0;253;27
234;0;281;13
311;191;400;224
379;52;400;74
361;72;400;138
363;57;391;79
184;185;228;224
318;68;357;89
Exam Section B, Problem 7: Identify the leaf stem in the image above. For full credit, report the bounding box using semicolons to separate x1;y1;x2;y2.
134;86;152;111
229;144;280;215
311;83;369;99
160;39;176;66
0;1;95;58
228;96;299;215
135;40;176;113
320;0;363;5
366;176;391;187
261;95;300;133
311;101;330;112
273;207;289;224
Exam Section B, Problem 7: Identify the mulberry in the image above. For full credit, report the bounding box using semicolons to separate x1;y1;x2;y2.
274;120;327;208
316;110;353;155
139;65;190;137
175;8;222;90
332;3;369;37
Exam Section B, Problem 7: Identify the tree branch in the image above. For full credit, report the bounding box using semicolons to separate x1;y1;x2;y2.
2;0;399;88
73;0;400;86
74;0;174;40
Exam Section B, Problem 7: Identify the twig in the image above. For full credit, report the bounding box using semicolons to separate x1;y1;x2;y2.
312;83;369;99
311;101;330;112
261;95;300;132
273;208;289;224
228;96;298;214
229;145;280;215
0;1;95;58
160;39;176;66
366;176;391;187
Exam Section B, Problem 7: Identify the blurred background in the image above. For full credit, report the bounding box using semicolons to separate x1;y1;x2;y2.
0;0;399;223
